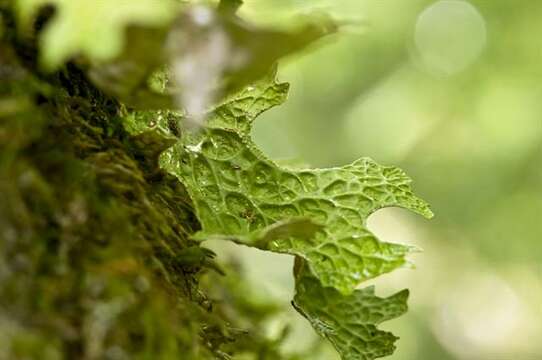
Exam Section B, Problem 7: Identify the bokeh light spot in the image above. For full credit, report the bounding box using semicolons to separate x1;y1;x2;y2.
414;0;487;76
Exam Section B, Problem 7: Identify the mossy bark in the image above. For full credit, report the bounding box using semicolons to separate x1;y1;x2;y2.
0;9;228;359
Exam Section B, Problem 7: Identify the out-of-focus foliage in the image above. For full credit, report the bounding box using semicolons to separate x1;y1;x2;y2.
13;0;336;111
14;0;179;69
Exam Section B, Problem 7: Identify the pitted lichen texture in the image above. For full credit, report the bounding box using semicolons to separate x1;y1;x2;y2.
128;75;433;296
293;261;409;360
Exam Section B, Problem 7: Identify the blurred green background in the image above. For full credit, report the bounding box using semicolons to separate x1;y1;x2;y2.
207;0;542;359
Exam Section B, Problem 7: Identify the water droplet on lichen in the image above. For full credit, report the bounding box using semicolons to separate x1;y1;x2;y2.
186;141;203;153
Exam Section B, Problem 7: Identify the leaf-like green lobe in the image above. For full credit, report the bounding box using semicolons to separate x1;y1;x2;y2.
293;261;409;360
155;79;432;295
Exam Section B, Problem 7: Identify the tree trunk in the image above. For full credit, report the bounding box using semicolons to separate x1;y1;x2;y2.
0;10;228;359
